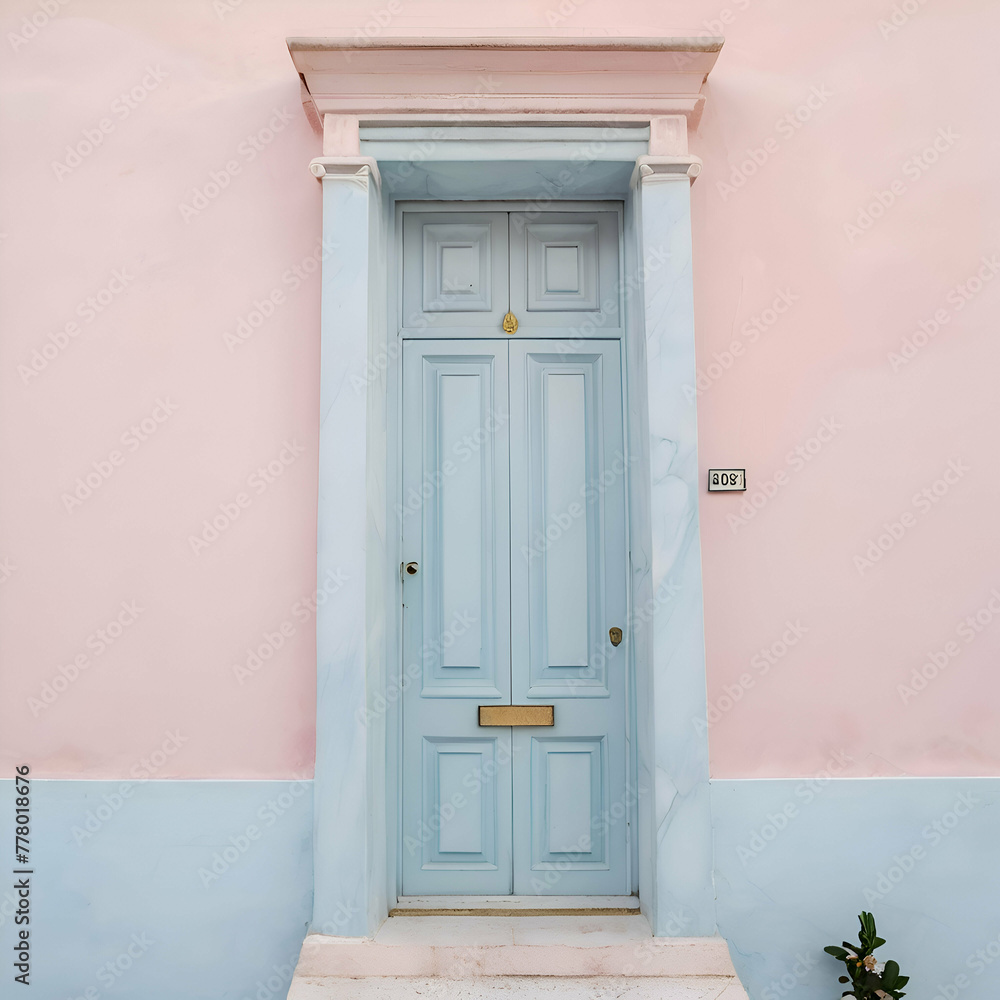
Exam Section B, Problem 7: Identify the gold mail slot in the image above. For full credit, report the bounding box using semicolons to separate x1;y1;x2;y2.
478;705;554;727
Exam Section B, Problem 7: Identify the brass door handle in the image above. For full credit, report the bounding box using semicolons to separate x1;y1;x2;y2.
609;627;623;646
502;311;518;335
479;705;554;726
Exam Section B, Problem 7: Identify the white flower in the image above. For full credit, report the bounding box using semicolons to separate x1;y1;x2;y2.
874;961;886;975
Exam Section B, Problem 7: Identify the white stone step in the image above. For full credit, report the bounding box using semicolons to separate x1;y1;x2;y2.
289;916;748;997
289;975;748;999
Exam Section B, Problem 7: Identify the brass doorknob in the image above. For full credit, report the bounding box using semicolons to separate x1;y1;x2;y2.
609;627;623;646
502;311;518;335
405;562;419;575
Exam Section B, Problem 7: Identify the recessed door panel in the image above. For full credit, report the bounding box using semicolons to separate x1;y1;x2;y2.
542;372;590;669
402;212;509;336
509;212;621;334
510;343;626;697
421;738;501;866
403;342;510;697
532;738;607;865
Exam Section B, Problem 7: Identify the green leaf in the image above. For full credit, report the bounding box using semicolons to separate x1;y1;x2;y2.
873;936;886;949
882;959;900;987
839;976;849;983
826;946;849;959
895;976;909;988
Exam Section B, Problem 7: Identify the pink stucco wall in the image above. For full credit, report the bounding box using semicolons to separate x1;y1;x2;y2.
2;0;997;780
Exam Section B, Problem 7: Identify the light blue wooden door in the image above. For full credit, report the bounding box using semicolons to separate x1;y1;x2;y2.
400;209;628;896
509;340;629;894
401;340;513;894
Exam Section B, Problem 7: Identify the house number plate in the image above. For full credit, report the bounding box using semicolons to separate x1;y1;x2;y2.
708;469;746;492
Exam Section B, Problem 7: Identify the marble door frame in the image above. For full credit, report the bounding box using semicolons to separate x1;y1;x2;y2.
289;34;723;939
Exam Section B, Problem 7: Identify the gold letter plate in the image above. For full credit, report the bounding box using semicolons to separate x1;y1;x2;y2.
478;705;554;726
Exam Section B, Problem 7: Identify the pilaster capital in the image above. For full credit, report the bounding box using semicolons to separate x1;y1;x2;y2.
631;155;703;188
308;157;381;191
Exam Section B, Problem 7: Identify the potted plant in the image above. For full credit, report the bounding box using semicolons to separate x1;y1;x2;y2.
825;911;909;999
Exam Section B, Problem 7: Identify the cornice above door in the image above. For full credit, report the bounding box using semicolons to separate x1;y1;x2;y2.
286;34;723;143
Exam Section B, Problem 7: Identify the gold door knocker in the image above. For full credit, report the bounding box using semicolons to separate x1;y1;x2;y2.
502;311;519;335
609;627;623;647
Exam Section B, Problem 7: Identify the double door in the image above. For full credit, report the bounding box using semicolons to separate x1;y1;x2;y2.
400;337;629;895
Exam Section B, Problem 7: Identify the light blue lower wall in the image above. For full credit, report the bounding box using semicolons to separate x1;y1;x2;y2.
0;778;311;1000
5;773;997;1000
711;777;1000;1000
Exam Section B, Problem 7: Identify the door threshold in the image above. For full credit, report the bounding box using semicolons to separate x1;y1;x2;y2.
390;895;640;916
